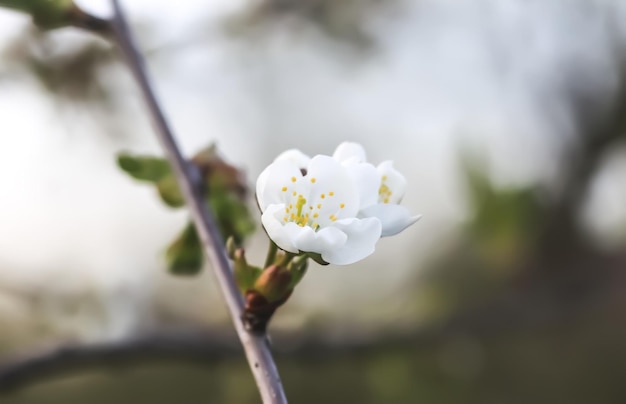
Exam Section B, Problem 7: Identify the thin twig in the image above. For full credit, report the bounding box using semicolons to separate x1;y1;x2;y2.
108;1;287;402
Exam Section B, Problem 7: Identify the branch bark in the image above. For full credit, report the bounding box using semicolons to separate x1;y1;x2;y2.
106;1;288;402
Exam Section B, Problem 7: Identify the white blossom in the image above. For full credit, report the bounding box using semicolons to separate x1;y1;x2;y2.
256;155;381;265
333;142;421;236
256;142;419;265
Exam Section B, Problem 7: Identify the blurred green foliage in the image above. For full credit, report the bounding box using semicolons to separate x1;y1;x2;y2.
117;146;255;275
0;0;74;29
464;158;542;269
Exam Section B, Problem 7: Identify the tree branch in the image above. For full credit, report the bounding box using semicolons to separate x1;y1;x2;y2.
0;332;239;393
107;1;287;402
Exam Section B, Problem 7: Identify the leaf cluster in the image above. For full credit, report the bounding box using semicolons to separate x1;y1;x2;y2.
117;145;256;275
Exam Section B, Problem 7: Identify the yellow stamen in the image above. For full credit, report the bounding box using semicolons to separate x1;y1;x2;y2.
291;177;297;183
281;186;288;192
310;177;317;183
296;195;307;217
379;183;392;203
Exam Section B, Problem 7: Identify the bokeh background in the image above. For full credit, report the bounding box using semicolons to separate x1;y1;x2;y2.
1;0;626;402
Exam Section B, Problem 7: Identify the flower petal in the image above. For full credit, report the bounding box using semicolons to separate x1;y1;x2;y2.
261;204;301;253
320;217;382;265
345;162;380;210
293;225;348;255
274;149;311;169
360;204;421;237
256;160;306;211
306;155;360;221
377;161;407;204
333;142;367;164
262;204;350;256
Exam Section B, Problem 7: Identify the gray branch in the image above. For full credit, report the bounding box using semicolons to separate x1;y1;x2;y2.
107;1;287;402
0;332;239;393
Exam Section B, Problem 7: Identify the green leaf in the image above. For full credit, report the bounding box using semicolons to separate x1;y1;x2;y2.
208;190;255;244
233;249;262;293
166;222;203;276
117;153;184;209
117;154;171;183
157;174;185;208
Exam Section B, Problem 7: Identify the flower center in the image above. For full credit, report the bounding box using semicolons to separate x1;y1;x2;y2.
379;175;392;203
280;176;346;229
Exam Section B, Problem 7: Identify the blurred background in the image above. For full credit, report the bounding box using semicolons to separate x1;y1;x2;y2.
1;0;626;402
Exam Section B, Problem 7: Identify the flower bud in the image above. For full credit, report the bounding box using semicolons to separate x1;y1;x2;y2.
252;265;293;303
242;265;293;334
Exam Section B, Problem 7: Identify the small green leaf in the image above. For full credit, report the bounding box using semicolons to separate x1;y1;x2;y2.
157;174;185;208
166;222;203;276
117;154;171;182
233;249;262;293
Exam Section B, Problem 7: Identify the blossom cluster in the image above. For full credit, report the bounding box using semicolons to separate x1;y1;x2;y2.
256;142;420;265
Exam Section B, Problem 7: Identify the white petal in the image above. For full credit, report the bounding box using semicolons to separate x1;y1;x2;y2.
360;204;421;237
255;167;270;210
261;204;300;253
333;142;367;165
377;161;407;204
261;204;351;256
274;149;311;168
345;162;380;210
293;225;348;255
320;217;382;265
306;155;360;221
256;160;306;211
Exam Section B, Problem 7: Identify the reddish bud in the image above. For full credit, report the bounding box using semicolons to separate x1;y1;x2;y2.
242;265;293;334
